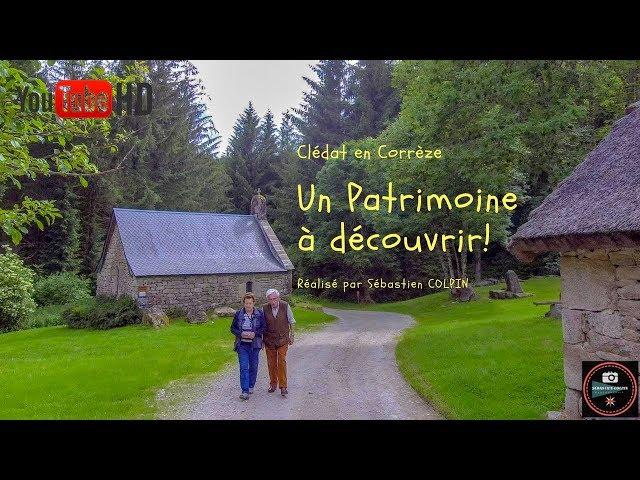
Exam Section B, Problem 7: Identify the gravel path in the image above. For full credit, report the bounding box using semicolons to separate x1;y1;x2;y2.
161;308;441;420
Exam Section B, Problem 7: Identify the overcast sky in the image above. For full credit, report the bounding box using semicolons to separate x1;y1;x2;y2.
191;60;318;152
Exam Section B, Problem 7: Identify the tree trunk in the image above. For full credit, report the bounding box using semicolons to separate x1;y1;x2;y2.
438;251;449;278
359;273;374;303
474;248;482;283
460;246;467;279
452;248;461;277
445;250;455;279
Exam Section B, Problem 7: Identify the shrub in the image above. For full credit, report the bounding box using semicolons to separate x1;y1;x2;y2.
22;304;68;329
165;306;187;319
0;247;37;332
34;272;91;307
64;296;142;330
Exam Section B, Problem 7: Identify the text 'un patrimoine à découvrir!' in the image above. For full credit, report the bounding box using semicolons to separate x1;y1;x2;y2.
293;145;519;255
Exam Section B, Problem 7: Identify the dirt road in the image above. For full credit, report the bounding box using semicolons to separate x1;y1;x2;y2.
161;308;441;420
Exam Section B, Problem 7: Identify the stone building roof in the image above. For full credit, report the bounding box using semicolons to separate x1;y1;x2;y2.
98;208;294;277
508;102;640;262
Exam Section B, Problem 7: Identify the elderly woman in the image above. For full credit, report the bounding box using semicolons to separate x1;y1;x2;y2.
230;292;266;400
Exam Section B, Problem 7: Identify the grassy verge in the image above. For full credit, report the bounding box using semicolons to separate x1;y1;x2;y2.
0;307;334;419
294;277;564;419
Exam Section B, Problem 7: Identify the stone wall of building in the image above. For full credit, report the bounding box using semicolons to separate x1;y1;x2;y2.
560;247;640;418
96;225;138;299
139;270;293;315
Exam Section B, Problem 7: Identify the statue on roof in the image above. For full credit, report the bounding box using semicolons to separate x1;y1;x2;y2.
251;188;267;220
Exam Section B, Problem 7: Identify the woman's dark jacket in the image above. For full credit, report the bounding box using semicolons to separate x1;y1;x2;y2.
230;307;265;350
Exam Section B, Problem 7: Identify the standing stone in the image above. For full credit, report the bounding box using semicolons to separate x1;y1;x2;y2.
187;309;208;324
546;303;562;319
505;270;524;294
213;306;237;317
451;286;476;302
142;306;170;328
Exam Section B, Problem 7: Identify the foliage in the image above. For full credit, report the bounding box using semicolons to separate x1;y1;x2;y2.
224;102;282;212
0;246;36;332
21;303;68;329
345;60;401;138
0;60;134;246
64;295;142;330
7;59;228;276
164;306;187;320
33;271;91;306
292;60;351;150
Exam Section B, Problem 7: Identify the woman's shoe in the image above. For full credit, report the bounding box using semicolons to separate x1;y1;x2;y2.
281;388;288;396
268;386;276;393
248;388;254;394
240;392;249;400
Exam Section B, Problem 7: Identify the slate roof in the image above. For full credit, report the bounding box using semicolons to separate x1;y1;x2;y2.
508;102;640;261
103;208;293;276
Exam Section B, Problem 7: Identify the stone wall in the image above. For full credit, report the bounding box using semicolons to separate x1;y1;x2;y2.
138;270;292;315
96;224;138;299
560;247;640;418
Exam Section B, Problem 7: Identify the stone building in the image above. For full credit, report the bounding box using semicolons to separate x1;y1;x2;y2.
96;193;293;319
508;102;640;419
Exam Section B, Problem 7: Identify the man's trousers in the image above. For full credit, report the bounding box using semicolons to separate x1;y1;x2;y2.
265;344;289;389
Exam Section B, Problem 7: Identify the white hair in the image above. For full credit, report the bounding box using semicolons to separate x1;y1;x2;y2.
266;288;280;298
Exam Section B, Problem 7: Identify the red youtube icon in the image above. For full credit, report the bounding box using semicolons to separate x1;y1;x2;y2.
54;80;112;118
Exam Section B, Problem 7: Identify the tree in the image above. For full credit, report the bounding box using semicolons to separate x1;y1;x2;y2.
255;110;280;197
0;60;130;246
292;61;351;154
345;60;400;139
225;102;263;212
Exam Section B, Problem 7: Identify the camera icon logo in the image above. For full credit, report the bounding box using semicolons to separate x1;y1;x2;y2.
602;371;619;383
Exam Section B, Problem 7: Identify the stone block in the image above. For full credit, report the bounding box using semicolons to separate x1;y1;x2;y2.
609;249;637;266
619;340;640;358
562;309;585;344
618;300;640;318
595;350;631;361
564;388;582;419
585;310;623;338
547;410;567;420
618;283;640;300
621;315;640;329
622;328;640;343
560;255;616;311
564;343;600;390
578;249;609;261
586;329;626;353
615;266;640;283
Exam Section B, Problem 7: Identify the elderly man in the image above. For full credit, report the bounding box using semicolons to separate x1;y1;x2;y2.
262;288;295;396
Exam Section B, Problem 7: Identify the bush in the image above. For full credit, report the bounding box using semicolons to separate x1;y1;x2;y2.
165;306;187;319
22;304;68;329
34;272;91;307
0;247;37;332
64;296;142;330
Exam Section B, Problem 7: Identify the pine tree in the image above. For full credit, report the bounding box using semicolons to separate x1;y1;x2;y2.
225;102;262;212
270;110;306;244
292;60;351;153
255;110;280;197
278;110;300;153
346;60;400;139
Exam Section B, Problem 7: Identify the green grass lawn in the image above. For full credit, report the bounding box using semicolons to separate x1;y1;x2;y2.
0;307;333;419
295;276;564;419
